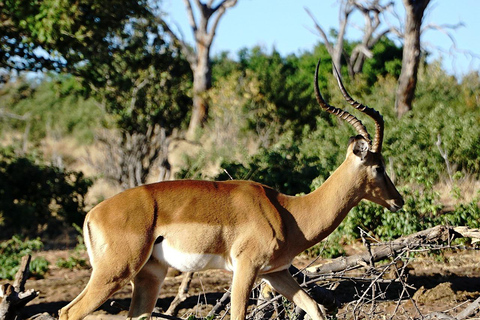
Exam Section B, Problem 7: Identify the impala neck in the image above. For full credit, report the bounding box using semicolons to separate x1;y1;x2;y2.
283;157;365;250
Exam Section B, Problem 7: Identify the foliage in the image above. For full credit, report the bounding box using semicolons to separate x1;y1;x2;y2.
0;74;107;144
442;194;480;229
76;18;191;188
211;40;403;139
80;18;192;136
212;45;333;138
0;0;151;74
0;148;92;239
361;37;403;85
217;132;321;195
0;235;49;280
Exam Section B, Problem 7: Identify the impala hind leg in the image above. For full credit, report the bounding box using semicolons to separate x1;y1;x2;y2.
128;259;168;320
60;237;154;320
261;269;326;320
59;267;133;320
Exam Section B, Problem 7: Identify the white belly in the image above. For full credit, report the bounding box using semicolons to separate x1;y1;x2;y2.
152;240;233;272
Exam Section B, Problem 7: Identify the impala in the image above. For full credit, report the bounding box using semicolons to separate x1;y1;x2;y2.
59;59;404;320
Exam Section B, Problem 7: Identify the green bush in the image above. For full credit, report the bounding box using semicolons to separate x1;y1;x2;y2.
0;74;107;144
0;148;92;239
217;132;322;195
442;194;480;229
0;235;49;280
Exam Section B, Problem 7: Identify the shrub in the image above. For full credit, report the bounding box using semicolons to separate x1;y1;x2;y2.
0;235;49;280
0;148;92;239
217;132;322;195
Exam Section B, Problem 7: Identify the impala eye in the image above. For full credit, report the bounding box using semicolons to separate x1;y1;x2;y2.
374;166;384;174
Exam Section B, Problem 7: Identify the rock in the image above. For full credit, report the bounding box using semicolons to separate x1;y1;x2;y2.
413;282;456;304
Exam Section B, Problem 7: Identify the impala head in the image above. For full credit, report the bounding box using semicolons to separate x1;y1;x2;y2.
314;59;404;212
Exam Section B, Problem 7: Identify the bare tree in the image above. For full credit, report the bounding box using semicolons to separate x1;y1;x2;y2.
306;1;352;73
394;0;431;118
306;0;393;77
349;0;394;76
162;0;239;139
88;124;173;190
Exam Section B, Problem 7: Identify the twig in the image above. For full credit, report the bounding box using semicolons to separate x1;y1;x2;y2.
456;295;480;320
165;272;194;316
207;289;231;318
436;134;454;185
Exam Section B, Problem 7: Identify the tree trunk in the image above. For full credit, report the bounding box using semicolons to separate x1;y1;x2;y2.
187;43;211;139
395;0;430;118
163;0;238;140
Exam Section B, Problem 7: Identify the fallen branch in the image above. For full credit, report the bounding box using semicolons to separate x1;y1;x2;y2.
455;295;480;319
307;225;479;275
0;255;39;320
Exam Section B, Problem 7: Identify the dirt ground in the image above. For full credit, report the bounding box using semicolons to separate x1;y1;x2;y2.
11;247;480;320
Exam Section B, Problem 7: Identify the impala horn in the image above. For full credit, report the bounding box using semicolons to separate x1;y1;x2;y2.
331;63;384;153
314;59;372;145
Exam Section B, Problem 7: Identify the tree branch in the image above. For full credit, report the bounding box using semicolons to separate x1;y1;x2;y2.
304;7;335;57
205;0;238;46
183;0;198;34
212;0;238;12
165;272;194;316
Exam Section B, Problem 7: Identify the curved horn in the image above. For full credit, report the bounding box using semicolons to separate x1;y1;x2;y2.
332;63;384;153
314;59;372;145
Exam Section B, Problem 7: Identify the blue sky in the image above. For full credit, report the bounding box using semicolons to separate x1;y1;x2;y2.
163;0;480;79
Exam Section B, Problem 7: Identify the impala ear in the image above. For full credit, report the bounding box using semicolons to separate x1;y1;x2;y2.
348;135;369;161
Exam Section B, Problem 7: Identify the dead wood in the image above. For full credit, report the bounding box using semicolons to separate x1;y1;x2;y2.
455;295;480;319
302;225;480;320
27;313;56;320
423;294;480;320
165;272;194;316
207;289;230;318
13;225;480;320
0;255;39;320
307;225;479;275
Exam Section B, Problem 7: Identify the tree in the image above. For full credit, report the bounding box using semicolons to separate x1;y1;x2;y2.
162;0;239;139
0;0;151;76
83;19;191;189
306;0;393;77
395;0;431;118
1;0;192;188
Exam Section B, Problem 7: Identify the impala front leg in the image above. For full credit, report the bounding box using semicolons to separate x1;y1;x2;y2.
230;259;260;320
262;269;326;320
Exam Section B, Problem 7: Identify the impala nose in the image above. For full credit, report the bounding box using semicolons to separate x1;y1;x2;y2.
389;197;404;212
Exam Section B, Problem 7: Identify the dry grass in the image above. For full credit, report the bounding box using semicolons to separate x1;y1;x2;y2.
436;172;480;210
